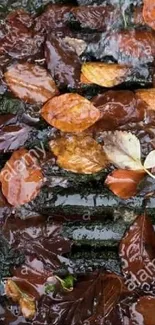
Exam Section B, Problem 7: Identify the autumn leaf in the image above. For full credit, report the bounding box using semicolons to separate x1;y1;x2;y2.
136;89;155;111
5;279;36;319
0;148;44;206
144;150;155;169
105;169;145;199
143;0;155;30
119;215;155;293
41;93;101;132
103;131;143;170
81;63;130;87
130;296;155;325
5;63;59;104
49;134;108;174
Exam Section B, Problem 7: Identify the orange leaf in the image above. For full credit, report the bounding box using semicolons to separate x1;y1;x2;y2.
143;0;155;30
41;93;100;132
105;169;145;199
49;134;108;174
81;63;130;87
136;89;155;111
130;296;155;325
80;72;92;84
5;63;59;104
0;148;44;206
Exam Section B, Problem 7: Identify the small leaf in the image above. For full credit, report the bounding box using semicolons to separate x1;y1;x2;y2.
81;63;130;87
49;134;108;174
103;131;143;170
0;148;44;206
143;0;155;30
5;63;59;104
41;93;101;132
144;150;155;169
136;89;155;111
5;279;36;319
105;169;145;199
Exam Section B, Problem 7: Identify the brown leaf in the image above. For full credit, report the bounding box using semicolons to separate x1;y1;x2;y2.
130;296;155;325
105;169;145;199
5;279;36;319
49;134;108;174
143;0;155;30
136;89;155;111
41;93;100;132
81;62;130;87
5;63;59;104
0;148;44;206
119;215;155;293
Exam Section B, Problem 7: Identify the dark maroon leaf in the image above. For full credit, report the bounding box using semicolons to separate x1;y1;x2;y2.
71;5;120;31
34;4;71;33
0;124;31;152
119;215;155;293
45;33;81;88
91;91;145;131
0;114;18;128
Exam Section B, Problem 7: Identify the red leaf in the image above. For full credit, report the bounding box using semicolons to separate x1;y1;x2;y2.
130;296;155;325
119;215;155;293
105;169;145;199
0;148;44;206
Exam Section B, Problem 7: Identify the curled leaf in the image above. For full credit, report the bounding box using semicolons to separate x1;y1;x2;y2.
130;296;155;325
45;275;76;294
0;148;44;206
143;0;155;30
103;131;143;170
41;93;100;132
81;63;130;87
49;134;108;174
5;279;36;319
136;89;155;111
144;150;155;169
105;169;145;199
5;63;59;104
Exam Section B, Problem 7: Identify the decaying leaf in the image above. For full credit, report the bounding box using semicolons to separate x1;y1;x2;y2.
130;296;155;325
0;148;44;206
5;63;59;104
144;150;155;169
119;215;155;293
64;37;87;56
81;63;130;87
105;169;145;199
143;0;155;30
49;134;108;174
41;93;100;132
5;279;36;319
136;89;155;111
103;131;143;170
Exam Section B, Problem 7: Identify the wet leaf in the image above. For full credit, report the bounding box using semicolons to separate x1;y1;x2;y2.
144;150;155;169
5;63;59;104
49;134;108;174
5;279;36;319
81;63;130;87
103;131;143;170
105;169;145;199
41;93;100;132
143;0;155;30
119;215;155;293
0;124;31;152
0;148;44;206
130;296;155;325
39;272;127;325
136;89;155;111
64;36;87;56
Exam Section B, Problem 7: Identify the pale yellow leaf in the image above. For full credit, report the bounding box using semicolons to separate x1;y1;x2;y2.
144;150;155;169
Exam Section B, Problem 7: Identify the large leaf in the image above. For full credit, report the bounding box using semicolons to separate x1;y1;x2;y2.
0;148;44;206
81;63;130;87
5;63;59;104
105;169;145;199
49;134;108;174
41;93;100;132
103;131;143;170
119;215;155;293
130;296;155;325
143;0;155;30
